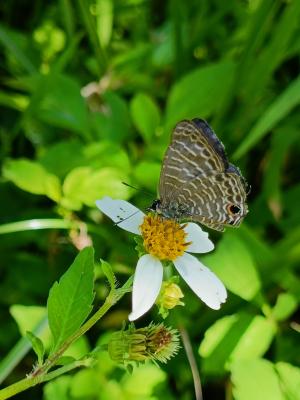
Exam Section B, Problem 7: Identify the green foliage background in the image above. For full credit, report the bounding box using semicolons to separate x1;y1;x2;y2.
0;0;300;399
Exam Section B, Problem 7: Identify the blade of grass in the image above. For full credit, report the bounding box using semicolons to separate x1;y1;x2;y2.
0;219;73;234
0;24;36;74
59;0;75;40
77;0;107;74
0;219;106;238
233;74;300;159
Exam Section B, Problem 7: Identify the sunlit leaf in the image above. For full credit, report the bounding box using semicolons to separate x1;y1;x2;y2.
62;167;91;210
203;232;261;301
276;362;300;400
62;166;130;210
10;305;47;337
122;364;166;396
133;161;161;192
96;0;113;47
199;313;276;375
272;293;298;322
231;359;285;400
130;93;161;143
70;369;100;398
44;376;72;400
3;159;61;202
83;142;131;172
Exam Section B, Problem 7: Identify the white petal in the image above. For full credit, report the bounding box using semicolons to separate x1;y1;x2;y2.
183;223;214;253
96;197;145;234
128;254;163;321
174;252;227;310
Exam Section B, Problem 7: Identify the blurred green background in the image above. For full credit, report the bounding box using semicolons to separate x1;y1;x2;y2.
1;0;300;399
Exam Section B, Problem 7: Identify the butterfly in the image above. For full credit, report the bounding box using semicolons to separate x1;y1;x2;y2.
149;118;248;231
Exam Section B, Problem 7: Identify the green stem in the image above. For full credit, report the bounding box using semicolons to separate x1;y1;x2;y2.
0;276;133;400
32;294;115;377
0;360;91;400
42;359;92;382
0;377;40;400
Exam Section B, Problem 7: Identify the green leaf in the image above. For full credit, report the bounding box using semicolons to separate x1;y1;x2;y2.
199;313;276;375
44;376;72;400
272;293;298;322
96;0;113;47
241;0;300;102
62;166;130;210
0;91;29;111
91;91;131;142
70;369;100;398
130;93;161;143
56;356;76;366
234;74;300;159
81;168;130;206
203;232;261;301
133;161;161;192
165;61;235;131
100;259;116;291
47;247;95;352
262;126;299;218
0;24;36;74
122;364;166;396
39;140;86;179
276;362;300;400
63;336;90;360
26;331;45;365
231;359;285;400
10;305;47;337
26;73;90;139
3;159;61;202
62;167;91;210
83;142;131;173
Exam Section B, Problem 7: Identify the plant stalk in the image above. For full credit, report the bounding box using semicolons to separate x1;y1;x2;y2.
0;277;132;400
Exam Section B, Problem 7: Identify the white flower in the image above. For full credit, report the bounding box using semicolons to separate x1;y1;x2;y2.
96;196;227;321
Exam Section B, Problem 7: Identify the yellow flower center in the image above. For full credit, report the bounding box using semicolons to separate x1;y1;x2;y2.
140;214;191;261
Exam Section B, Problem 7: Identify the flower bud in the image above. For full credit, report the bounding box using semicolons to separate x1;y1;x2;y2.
108;323;180;364
156;282;184;318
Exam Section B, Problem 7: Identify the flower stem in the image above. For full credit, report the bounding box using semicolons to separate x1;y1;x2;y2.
180;326;203;400
0;276;133;400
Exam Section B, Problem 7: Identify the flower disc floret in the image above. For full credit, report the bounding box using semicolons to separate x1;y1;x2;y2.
140;215;190;261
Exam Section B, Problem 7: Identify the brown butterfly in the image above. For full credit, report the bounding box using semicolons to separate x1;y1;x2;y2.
150;118;248;231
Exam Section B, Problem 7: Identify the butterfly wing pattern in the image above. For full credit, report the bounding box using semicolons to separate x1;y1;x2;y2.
157;118;248;231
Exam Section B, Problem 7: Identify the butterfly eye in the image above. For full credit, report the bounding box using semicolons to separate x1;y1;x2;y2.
227;204;241;215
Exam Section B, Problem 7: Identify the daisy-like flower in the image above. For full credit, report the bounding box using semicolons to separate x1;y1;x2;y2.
96;197;227;321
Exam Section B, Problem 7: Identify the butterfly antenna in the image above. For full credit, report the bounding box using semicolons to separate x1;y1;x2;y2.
122;181;155;198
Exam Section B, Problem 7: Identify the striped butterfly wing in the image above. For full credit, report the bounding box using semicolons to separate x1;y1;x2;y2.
159;119;248;231
175;169;248;231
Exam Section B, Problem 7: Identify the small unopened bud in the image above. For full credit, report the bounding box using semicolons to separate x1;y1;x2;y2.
156;281;184;318
108;323;180;364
